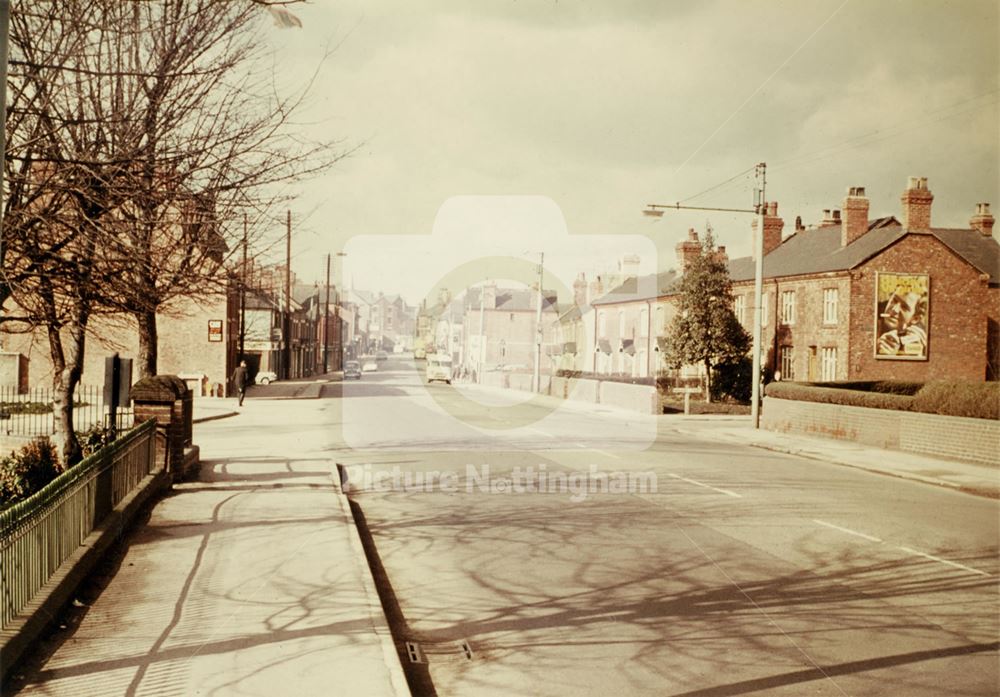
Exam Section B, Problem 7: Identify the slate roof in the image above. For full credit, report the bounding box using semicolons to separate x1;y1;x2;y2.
465;287;558;312
728;221;1000;285
590;270;680;306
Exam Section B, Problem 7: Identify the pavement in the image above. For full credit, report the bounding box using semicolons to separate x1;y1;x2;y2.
668;414;1000;499
9;385;410;697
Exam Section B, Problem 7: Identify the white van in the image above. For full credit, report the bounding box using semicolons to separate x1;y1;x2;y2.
425;354;453;384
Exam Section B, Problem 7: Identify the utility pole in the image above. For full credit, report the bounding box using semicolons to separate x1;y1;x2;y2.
323;253;331;373
0;0;10;344
239;214;248;363
478;282;485;384
750;163;766;429
533;252;544;393
643;162;767;428
284;210;292;380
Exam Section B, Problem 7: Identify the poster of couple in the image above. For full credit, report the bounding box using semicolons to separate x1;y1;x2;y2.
875;272;929;360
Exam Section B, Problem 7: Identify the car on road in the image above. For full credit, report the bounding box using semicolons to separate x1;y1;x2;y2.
255;370;277;385
376;351;388;362
425;353;452;384
343;361;362;380
362;358;378;372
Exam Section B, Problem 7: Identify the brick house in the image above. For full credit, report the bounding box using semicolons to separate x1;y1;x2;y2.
460;283;559;373
588;271;679;377
729;177;999;382
3;289;240;395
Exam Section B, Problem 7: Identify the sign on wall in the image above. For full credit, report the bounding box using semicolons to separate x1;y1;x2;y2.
208;319;223;343
874;272;929;360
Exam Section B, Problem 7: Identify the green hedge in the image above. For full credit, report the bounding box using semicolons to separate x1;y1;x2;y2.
766;380;1000;420
912;380;1000;420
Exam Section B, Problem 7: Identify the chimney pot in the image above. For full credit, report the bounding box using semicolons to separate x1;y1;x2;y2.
842;184;870;246
970;201;995;237
901;176;933;231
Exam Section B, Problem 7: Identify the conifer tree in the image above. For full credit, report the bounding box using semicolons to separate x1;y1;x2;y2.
664;228;750;402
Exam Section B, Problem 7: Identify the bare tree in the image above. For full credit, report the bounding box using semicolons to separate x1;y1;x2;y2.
3;0;347;463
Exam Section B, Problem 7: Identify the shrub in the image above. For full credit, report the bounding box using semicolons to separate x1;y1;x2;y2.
0;439;64;508
765;382;916;411
802;380;923;396
711;357;752;403
79;423;115;458
912;380;1000;420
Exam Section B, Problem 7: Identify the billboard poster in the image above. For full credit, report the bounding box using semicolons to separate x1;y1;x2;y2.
207;319;223;343
874;272;929;360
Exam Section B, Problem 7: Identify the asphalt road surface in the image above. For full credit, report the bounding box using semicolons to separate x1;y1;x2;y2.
334;357;999;697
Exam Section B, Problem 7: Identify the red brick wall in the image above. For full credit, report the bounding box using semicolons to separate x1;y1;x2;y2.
733;274;851;382
849;233;990;381
3;293;235;393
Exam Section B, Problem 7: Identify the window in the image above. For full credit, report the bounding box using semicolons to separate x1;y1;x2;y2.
637;349;648;377
618;310;625;339
599;312;607;338
639;307;649;337
781;290;796;325
820;347;837;381
823;288;838;324
655;306;665;333
780;346;795;380
761;292;769;327
733;295;746;325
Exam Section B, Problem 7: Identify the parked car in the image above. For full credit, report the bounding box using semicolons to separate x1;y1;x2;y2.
344;361;362;380
255;370;277;385
362;359;378;373
376;351;388;362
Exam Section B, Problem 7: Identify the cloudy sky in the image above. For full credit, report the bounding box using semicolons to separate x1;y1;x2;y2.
257;0;998;304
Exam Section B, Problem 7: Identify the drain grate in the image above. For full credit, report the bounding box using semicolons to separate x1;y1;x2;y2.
405;639;474;663
405;641;424;664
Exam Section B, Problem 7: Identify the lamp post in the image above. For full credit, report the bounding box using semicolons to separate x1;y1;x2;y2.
643;162;767;428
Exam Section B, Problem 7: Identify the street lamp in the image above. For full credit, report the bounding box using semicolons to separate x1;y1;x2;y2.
643;163;767;428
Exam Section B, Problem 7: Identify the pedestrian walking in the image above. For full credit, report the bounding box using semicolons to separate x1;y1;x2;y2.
231;360;249;406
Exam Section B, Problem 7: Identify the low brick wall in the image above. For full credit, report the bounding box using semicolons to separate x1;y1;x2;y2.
565;378;600;404
598;381;659;415
762;396;1000;467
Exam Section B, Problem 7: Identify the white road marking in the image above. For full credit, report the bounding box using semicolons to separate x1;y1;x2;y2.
813;519;883;543
897;546;992;577
524;426;554;438
668;473;742;498
590;449;621;459
811;520;992;577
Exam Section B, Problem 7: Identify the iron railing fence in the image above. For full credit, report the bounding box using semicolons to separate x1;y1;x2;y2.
0;419;157;629
0;385;134;438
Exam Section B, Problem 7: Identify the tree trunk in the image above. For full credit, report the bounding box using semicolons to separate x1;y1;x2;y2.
135;309;158;379
48;318;85;468
704;359;713;403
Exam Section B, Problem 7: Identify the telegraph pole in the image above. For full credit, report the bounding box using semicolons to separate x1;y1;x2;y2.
643;162;767;428
239;214;248;362
533;252;544;393
323;253;331;373
284;210;292;380
750;163;766;429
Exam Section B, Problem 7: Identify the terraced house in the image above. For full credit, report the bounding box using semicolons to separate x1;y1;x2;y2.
730;177;999;383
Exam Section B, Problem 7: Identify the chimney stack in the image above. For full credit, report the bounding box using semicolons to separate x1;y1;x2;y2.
842;186;870;247
752;201;785;260
676;228;701;272
970;203;995;237
482;282;497;309
901;176;933;231
573;273;587;307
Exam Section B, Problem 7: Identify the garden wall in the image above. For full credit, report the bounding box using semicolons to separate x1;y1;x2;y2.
762;396;1000;467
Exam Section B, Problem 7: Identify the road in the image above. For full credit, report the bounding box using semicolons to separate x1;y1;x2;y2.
337;357;999;697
